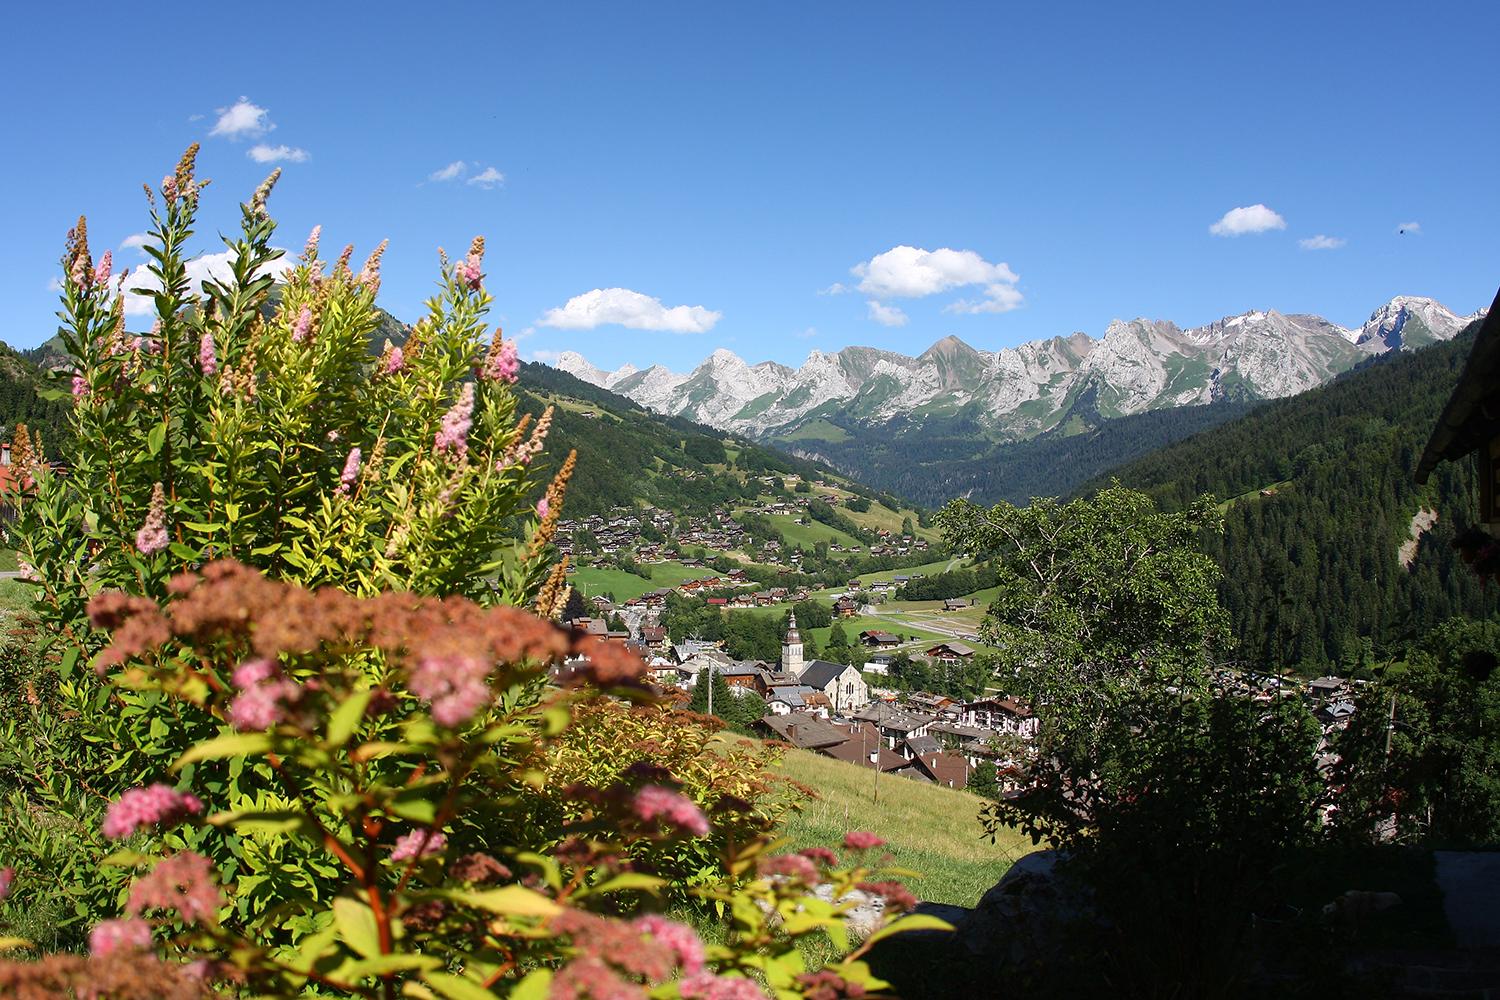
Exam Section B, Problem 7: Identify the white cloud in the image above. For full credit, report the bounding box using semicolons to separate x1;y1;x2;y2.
867;300;909;327
1209;204;1286;237
853;246;1019;300
538;288;721;334
120;233;150;254
1397;221;1421;234
248;144;309;163
848;245;1022;319
117;250;292;317
528;349;562;364
795;326;818;339
819;282;850;295
209;98;273;139
1298;234;1346;251
466;166;505;189
429;161;468;182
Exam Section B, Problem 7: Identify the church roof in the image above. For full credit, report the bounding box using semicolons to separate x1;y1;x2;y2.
799;659;855;689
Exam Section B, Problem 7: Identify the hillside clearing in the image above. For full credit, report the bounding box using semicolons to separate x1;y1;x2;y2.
775;747;1033;907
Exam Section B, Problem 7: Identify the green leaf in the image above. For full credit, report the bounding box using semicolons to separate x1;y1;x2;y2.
509;969;552;1000
343;953;442;979
584;872;666;897
422;971;498;1000
452;885;559;918
327;689;372;748
146;423;166;457
860;912;954;947
332;897;383;959
168;542;201;561
205;809;310;835
173;732;272;770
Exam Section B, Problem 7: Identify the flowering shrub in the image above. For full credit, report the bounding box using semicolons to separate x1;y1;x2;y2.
0;563;940;996
0;147;568;935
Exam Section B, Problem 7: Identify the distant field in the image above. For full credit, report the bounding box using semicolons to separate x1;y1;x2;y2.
807;615;954;651
0;549;17;572
775;747;1033;907
0;577;32;613
758;512;864;550
570;560;715;601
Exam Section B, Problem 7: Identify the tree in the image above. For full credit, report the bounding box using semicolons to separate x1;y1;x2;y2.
561;587;589;623
901;516;915;537
606;611;628;633
689;666;734;719
827;622;851;658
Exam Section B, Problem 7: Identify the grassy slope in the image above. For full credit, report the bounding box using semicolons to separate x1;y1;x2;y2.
570;561;712;601
758;512;864;550
776;747;1033;907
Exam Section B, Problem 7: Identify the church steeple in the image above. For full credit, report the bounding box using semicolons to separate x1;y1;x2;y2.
781;610;804;676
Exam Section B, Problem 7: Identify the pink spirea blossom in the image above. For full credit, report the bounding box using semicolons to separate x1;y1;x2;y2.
198;331;217;376
455;253;483;290
390;829;447;862
338;447;362;495
799;846;839;868
89;917;153;957
381;344;405;375
483;338;519;384
229;658;299;731
72;373;87;398
102;784;203;840
135;483;169;556
0;867;13;901
632;785;710;838
304;225;321;259
70;255;89;288
434;383;475;462
161;175;179;202
407;653;491;726
843;831;886;850
536;496;550;520
633;915;705;975
758;853;819;884
857;879;917;912
94;250;112;287
679;971;768;1000
128;852;221;925
292;305;314;343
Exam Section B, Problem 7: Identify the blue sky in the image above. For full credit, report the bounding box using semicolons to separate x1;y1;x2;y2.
4;1;1497;371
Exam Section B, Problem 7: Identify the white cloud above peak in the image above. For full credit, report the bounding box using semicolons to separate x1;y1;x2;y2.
466;167;505;189
1298;234;1346;251
429;161;468;182
867;300;909;327
1209;204;1286;237
248;144;309;164
209;98;273;139
538;288;721;334
118;250;292;317
849;245;1023;322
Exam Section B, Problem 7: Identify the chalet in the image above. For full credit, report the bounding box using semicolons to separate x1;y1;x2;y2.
892;751;970;789
904;692;957;717
852;702;936;749
639;626;668;649
1306;676;1349;704
942;598;970;612
960;697;1038;739
797;660;871;714
757;713;847;749
822;724;910;772
706;597;727;607
833;596;860;618
765;685;828;716
925;641;975;663
672;641;726;665
1417;285;1500;532
590;595;615;613
859;630;901;649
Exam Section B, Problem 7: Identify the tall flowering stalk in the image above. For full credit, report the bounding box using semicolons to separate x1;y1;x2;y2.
0;150;579;942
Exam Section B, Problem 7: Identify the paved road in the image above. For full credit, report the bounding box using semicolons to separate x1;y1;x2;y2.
1434;851;1500;948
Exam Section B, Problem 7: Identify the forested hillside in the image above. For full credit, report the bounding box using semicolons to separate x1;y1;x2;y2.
782;395;1254;507
1092;322;1497;671
0;344;71;457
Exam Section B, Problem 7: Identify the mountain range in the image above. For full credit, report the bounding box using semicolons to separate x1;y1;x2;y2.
556;296;1482;445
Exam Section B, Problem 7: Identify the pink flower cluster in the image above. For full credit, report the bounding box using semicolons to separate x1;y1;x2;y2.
128;851;221;925
758;853;819;884
857;879;917;912
102;784;204;840
632;785;710;838
199;331;217;376
483;337;519;384
292;305;314;343
679;972;768;999
303;225;321;260
536;496;550;520
337;447;362;495
89;917;153;957
381;344;405;375
228;658;300;731
634;915;705;975
135;483;169;556
390;829;447;863
434;383;474;462
407;652;491;726
798;846;839;868
94;250;112;287
455;252;483;290
71;373;88;398
0;867;13;901
843;831;886;850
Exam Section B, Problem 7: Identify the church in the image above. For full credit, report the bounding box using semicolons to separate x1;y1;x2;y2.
781;612;870;716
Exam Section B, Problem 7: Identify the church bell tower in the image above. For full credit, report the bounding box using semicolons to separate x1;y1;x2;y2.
781;611;804;676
